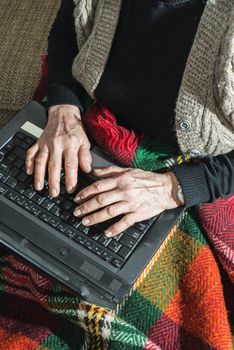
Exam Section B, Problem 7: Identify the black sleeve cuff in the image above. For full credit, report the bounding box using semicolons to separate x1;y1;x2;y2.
47;84;84;112
172;162;210;207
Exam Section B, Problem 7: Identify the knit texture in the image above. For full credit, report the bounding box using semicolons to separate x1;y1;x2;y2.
72;0;234;157
0;0;60;111
72;0;123;98
0;103;233;350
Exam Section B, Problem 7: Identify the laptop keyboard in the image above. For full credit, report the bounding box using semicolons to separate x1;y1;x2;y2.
0;132;157;269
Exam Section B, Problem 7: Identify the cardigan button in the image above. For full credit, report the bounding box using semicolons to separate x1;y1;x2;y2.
179;119;191;131
187;149;200;157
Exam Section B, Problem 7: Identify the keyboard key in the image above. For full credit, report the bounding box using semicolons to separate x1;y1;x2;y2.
90;232;102;241
74;235;86;245
6;191;18;201
15;132;25;141
108;240;122;253
18;172;28;183
24;136;35;146
112;232;123;241
22;188;36;199
98;235;111;247
0;151;5;162
60;186;66;195
134;219;152;233
92;245;103;256
25;176;34;187
68;215;81;228
15;196;26;206
13;137;23;146
0;170;9;182
49;218;60;228
8;167;19;177
84;240;94;250
14;159;24;169
78;223;90;235
6;177;17;188
4;141;15;152
22;200;33;211
40;213;51;223
59;210;71;222
111;258;124;268
62;200;74;211
118;246;131;259
100;251;113;262
19;142;30;151
126;228;142;241
29;206;41;216
50;205;60;216
65;228;76;238
13;147;26;160
0;184;8;195
14;182;26;193
119;235;137;249
0;162;10;172
32;193;44;205
54;195;63;205
5;154;16;165
41;199;54;210
57;223;67;233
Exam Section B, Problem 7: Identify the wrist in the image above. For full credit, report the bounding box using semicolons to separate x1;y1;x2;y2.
49;105;82;122
166;172;185;207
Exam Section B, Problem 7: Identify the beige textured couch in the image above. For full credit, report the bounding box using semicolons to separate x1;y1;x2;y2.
0;0;60;128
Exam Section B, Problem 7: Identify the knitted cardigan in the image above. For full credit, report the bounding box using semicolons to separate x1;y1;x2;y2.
72;0;234;158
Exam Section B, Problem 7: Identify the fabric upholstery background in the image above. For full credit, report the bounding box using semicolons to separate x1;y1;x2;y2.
0;0;60;127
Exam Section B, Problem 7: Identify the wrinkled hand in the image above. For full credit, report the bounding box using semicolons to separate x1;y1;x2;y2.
73;166;183;237
25;105;92;197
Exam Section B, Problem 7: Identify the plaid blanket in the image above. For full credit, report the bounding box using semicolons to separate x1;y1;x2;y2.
0;103;233;349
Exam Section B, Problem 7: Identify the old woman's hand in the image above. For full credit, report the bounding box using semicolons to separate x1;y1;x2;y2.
74;166;183;237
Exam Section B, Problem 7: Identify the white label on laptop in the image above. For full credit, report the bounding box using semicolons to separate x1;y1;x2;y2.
20;121;43;139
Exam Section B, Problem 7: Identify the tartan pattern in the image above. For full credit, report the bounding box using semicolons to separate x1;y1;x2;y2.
0;104;233;349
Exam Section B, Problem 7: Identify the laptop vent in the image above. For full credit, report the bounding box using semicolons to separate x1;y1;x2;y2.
80;260;104;281
109;278;122;293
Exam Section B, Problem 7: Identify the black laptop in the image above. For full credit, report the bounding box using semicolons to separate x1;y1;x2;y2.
0;101;183;309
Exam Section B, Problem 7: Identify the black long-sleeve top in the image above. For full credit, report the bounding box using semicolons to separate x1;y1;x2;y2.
47;0;234;207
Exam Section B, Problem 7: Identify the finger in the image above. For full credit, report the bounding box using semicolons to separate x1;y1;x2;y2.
74;178;117;203
93;166;128;178
74;189;124;217
78;144;92;173
105;213;136;237
25;143;39;175
34;148;49;191
64;148;79;193
78;202;129;227
48;148;63;197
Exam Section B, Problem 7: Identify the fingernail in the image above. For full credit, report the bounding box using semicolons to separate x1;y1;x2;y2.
74;196;81;203
51;188;58;197
74;209;81;216
82;218;90;226
36;182;42;191
26;168;31;175
85;164;91;172
105;231;113;237
68;186;75;193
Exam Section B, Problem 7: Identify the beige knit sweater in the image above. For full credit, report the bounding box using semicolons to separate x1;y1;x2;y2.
72;0;234;157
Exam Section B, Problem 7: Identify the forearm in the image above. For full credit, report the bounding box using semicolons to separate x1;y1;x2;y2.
47;0;84;110
172;150;234;207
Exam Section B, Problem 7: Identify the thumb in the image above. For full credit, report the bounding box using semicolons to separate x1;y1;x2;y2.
93;165;128;178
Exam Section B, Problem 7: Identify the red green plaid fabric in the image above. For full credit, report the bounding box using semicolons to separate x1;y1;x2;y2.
0;103;233;350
